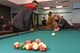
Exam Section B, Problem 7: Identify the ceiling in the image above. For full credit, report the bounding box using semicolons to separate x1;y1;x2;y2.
0;0;80;8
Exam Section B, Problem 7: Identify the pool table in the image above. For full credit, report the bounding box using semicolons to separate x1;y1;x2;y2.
0;29;80;53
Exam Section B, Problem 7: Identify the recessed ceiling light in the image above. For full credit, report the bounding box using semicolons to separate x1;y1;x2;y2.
43;7;50;9
56;1;58;3
56;6;63;8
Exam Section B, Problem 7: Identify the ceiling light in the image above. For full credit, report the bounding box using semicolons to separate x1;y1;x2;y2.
56;1;58;3
43;7;50;9
56;6;63;8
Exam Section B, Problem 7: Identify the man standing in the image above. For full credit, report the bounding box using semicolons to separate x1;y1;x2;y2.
12;1;38;32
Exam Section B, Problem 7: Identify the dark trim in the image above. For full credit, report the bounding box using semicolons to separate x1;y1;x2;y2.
38;12;72;15
73;8;80;10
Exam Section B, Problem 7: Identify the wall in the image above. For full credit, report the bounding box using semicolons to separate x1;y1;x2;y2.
37;2;80;24
11;7;22;13
0;4;11;22
37;7;73;24
11;2;80;24
72;2;80;23
11;7;22;19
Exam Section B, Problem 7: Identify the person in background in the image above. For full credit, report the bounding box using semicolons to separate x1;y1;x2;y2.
0;16;5;31
42;16;47;26
6;21;13;31
40;12;60;32
67;19;73;27
11;1;38;33
58;16;72;29
54;15;60;24
2;22;6;31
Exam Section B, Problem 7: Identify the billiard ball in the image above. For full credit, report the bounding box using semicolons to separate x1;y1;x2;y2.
39;42;44;46
25;40;31;45
13;42;20;49
42;43;47;48
35;39;41;44
25;43;32;50
52;33;55;36
39;45;46;51
32;41;36;45
32;43;39;50
19;42;25;50
39;43;47;51
23;45;26;49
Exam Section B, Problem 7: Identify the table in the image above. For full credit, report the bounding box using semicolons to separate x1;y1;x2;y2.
0;29;80;53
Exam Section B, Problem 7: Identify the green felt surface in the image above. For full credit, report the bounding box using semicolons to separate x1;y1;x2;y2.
0;30;80;53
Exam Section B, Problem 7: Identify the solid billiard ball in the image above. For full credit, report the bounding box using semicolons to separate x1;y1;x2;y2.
52;33;55;36
25;43;32;50
25;40;31;45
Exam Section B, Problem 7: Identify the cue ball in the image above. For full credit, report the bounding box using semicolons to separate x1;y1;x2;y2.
52;33;55;36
